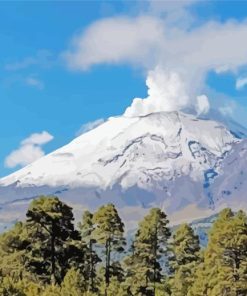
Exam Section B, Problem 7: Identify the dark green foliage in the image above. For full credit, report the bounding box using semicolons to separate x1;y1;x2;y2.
0;195;247;296
124;208;171;295
92;203;125;295
189;209;247;296
169;224;201;296
78;210;101;292
25;196;81;284
60;267;86;295
0;221;31;281
0;276;25;296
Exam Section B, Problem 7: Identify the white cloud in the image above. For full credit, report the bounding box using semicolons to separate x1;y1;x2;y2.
5;145;45;169
25;77;44;90
5;57;36;71
76;118;105;136
21;131;54;145
64;11;247;117
5;131;54;169
148;0;196;14
147;0;196;26
236;76;247;90
64;16;247;77
64;16;164;70
219;103;236;116
5;50;53;71
215;65;230;74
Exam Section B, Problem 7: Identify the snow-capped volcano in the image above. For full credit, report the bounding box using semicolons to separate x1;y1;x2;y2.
0;111;246;230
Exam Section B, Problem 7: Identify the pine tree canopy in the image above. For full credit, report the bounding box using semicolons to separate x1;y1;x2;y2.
0;196;247;296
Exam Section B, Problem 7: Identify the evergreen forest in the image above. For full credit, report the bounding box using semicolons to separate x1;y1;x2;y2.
0;195;247;296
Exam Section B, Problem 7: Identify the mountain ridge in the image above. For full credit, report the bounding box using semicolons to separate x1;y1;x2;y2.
0;110;246;230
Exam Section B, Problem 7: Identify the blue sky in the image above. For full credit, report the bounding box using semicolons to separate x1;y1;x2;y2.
1;1;247;178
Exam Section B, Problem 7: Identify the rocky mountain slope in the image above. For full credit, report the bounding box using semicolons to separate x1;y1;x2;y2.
0;111;246;230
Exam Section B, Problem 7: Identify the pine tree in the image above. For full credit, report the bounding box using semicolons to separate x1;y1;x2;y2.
21;280;43;296
78;210;101;292
92;203;125;296
189;208;247;296
99;276;126;296
25;196;80;284
0;276;26;296
124;208;170;296
169;223;201;296
41;284;61;296
60;267;86;296
0;222;29;281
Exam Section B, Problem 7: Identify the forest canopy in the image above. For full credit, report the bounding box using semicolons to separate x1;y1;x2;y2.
0;195;247;296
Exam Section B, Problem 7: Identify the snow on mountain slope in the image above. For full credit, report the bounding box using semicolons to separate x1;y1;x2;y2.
210;139;247;210
0;111;236;188
0;111;245;230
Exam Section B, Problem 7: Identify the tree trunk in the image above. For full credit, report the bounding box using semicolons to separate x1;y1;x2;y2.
89;239;94;291
51;230;56;284
105;238;110;296
153;228;158;296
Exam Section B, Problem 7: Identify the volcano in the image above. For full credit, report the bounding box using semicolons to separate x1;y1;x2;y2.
1;111;247;230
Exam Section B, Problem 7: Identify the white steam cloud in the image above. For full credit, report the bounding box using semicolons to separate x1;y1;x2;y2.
195;95;210;116
64;2;247;119
124;68;210;117
124;68;191;117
